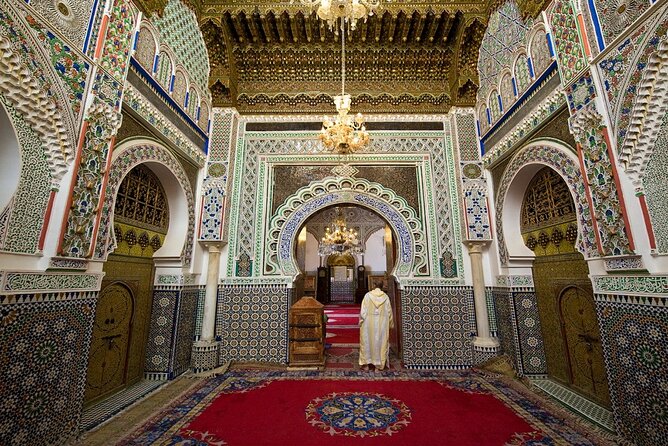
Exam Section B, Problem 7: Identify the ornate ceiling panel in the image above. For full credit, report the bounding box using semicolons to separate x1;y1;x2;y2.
198;1;488;113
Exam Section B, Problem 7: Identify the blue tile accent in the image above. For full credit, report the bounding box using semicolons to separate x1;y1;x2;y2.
546;32;555;57
83;0;100;54
512;77;518;96
587;0;606;51
528;57;535;78
497;94;503;113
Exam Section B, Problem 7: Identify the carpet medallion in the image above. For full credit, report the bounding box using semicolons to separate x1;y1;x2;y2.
306;391;411;437
118;369;617;446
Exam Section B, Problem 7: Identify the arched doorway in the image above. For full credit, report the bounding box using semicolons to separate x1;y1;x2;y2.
521;167;610;408
84;164;170;404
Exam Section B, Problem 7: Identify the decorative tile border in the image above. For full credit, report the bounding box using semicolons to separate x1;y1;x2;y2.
48;258;89;270
0;271;102;294
592;275;668;296
603;256;645;272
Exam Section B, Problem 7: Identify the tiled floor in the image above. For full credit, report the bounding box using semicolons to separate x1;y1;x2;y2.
81;380;166;432
530;378;615;432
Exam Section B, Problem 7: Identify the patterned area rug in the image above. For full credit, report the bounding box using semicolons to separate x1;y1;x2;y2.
118;369;618;445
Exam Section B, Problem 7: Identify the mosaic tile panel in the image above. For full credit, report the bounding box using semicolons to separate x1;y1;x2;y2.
548;0;587;85
0;95;51;254
100;0;137;81
173;287;198;377
455;112;480;161
156;50;173;88
643;110;668;253
194;287;205;339
216;284;290;364
478;0;533;104
495;144;597;264
0;292;97;445
152;0;210;99
485;288;498;337
198;185;225;241
492;288;519;371
144;289;178;376
401;286;474;369
565;70;597;113
209;109;234;162
84;0;105;57
512;291;547;375
596;0;650;46
463;187;492;241
595;297;668;445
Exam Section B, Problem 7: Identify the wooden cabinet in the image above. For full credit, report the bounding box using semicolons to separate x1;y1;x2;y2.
288;296;325;368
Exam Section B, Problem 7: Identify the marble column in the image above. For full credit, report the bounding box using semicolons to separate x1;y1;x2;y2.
467;242;499;349
192;244;222;371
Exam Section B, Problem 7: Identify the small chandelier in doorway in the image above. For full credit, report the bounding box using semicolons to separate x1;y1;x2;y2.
318;208;364;256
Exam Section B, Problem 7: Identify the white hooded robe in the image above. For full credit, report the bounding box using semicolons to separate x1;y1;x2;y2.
358;288;393;369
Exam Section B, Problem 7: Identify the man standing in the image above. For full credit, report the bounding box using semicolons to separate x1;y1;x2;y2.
359;287;393;371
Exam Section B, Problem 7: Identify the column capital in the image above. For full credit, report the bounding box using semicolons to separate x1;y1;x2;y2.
204;242;225;253
466;240;490;253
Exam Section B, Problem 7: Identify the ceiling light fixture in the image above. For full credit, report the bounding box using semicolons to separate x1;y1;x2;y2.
318;207;363;256
294;0;384;31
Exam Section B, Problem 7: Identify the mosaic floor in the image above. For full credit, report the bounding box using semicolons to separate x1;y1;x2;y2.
530;378;615;432
81;380;166;431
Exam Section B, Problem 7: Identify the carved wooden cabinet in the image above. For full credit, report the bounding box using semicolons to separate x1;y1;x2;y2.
288;296;325;368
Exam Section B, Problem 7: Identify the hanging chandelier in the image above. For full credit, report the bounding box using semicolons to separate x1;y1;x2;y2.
318;208;364;256
294;0;384;31
317;4;370;155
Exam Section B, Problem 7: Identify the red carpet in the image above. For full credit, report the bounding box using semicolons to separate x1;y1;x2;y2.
325;304;360;347
120;369;619;446
181;379;534;446
326;327;360;344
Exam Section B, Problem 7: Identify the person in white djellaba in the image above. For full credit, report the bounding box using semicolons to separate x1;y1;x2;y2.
359;287;394;371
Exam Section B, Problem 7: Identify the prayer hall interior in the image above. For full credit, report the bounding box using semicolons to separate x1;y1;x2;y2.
1;0;667;444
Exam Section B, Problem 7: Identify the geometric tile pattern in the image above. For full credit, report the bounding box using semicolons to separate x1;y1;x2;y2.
512;291;547;375
152;0;210;100
0;292;97;445
565;70;597;113
595;296;668;446
477;1;532;105
548;0;587;85
198;185;225;241
80;379;165;432
531;378;615;432
173;287;199;377
217;284;290;364
401;286;474;369
492;288;520;372
144;290;178;378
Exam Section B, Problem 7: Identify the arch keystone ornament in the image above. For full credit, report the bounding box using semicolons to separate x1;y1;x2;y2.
265;177;427;279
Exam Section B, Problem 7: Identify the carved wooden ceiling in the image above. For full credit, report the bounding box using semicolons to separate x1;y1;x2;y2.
139;1;490;114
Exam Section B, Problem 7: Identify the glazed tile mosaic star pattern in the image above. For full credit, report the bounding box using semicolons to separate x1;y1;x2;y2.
595;297;668;446
401;286;474;369
0;292;97;445
144;289;179;378
595;0;650;46
643;110;668;253
216;284;290;364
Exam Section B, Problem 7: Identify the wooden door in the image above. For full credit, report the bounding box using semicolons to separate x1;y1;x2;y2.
558;284;610;407
84;282;134;403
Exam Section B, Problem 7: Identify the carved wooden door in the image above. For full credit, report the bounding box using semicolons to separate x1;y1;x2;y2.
84;282;134;403
558;285;610;407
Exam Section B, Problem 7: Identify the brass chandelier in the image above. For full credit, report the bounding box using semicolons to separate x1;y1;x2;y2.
319;15;370;154
318;208;363;256
294;0;384;31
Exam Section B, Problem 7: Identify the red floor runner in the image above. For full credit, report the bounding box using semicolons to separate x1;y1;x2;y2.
326;327;360;344
181;379;535;446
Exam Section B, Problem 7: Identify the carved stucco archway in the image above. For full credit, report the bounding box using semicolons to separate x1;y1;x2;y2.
94;138;196;266
495;140;597;265
265;177;428;280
